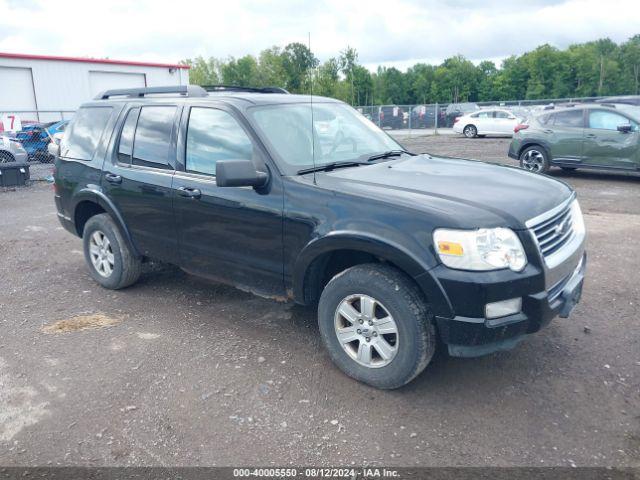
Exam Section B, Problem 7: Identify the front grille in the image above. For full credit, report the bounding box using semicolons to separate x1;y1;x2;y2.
531;202;574;258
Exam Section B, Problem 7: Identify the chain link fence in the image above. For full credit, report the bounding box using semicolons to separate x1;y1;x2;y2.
1;94;637;165
356;95;623;133
1;111;75;163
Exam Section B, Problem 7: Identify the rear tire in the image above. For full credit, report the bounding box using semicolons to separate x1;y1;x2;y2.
463;125;477;138
82;213;141;290
519;145;550;174
318;263;436;389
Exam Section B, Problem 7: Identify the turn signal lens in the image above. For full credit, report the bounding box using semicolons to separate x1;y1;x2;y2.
437;241;464;256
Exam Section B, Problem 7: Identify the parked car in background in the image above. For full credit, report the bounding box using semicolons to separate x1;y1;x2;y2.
377;105;404;129
508;104;640;173
453;109;523;138
12;120;69;162
410;105;437;128
444;102;479;127
0;135;28;163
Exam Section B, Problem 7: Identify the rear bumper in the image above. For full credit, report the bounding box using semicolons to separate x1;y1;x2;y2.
508;142;519;159
55;194;77;236
434;252;586;357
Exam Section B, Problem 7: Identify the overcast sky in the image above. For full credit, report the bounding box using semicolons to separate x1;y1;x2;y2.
0;0;638;71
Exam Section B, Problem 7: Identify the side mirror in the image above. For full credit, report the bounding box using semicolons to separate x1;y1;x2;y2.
216;159;268;188
617;124;633;133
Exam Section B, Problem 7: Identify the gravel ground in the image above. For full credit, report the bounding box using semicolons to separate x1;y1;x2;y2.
0;136;638;468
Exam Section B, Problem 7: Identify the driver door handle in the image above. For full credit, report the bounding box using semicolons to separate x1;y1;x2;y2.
104;173;122;184
585;133;596;138
176;186;202;199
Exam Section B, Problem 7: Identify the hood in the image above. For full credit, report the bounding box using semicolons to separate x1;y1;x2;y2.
316;155;573;230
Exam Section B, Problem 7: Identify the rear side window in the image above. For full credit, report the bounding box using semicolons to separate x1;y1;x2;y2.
186;107;253;176
588;110;638;131
62;106;113;161
495;111;510;118
117;107;140;165
538;114;552;125
132;106;177;169
472;111;493;118
553;110;584;127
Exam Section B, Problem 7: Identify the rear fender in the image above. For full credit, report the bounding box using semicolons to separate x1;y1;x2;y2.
71;187;140;257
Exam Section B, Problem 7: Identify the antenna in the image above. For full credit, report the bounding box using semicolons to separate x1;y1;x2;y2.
308;32;317;185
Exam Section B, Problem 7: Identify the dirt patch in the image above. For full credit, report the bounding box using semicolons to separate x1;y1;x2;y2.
41;313;122;334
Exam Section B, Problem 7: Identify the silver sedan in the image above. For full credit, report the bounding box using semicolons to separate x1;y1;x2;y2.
0;136;28;163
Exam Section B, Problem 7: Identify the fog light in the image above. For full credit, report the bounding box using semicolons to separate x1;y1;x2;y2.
485;298;522;319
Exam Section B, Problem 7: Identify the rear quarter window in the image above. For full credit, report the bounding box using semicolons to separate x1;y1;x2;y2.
61;107;113;161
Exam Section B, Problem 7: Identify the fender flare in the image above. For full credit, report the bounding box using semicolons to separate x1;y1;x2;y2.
291;232;451;316
517;139;552;158
71;187;141;257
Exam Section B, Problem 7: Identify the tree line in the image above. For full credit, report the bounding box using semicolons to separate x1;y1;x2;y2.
181;35;640;106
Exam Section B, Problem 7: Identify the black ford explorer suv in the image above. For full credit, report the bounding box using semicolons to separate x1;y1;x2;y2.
52;85;587;389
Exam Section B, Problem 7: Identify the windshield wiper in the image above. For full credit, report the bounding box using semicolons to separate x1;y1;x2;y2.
297;161;368;175
359;149;414;162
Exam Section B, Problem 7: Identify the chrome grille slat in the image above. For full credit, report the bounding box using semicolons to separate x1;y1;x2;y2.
539;218;573;247
541;227;574;255
534;210;572;238
530;201;574;260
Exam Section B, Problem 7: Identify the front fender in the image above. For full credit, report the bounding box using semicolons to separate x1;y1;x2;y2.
71;187;140;257
292;232;452;317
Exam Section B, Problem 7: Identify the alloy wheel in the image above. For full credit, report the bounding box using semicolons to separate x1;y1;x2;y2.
89;230;115;277
463;125;476;138
521;149;545;172
334;294;399;368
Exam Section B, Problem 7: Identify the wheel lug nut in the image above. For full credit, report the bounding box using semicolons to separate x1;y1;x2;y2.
373;332;378;337
368;321;373;326
366;337;371;342
356;329;362;334
359;319;364;324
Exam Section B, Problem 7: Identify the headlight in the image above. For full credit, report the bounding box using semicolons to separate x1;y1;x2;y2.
433;227;527;272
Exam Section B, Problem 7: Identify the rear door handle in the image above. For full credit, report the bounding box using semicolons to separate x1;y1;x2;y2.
585;133;596;138
176;186;202;199
104;173;122;184
543;129;554;134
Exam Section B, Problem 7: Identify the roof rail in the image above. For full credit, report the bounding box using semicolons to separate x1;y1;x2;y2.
94;85;208;100
203;85;289;94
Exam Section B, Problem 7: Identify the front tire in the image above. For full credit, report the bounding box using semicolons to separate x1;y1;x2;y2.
318;264;436;389
82;213;141;289
519;145;550;173
463;125;477;138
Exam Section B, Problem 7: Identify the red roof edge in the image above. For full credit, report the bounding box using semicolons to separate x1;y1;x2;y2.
0;52;189;69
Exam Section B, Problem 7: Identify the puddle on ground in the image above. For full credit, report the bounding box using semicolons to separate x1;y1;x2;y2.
42;313;122;334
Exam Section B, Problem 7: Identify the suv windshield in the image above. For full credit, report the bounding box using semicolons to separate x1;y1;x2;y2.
249;102;403;175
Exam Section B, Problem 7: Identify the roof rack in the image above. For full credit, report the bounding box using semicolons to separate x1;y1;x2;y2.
203;85;289;94
94;85;208;100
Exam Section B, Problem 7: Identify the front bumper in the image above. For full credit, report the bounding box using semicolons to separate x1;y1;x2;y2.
434;252;586;357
